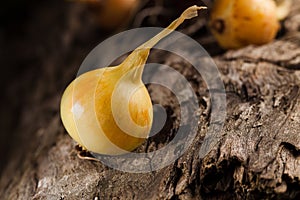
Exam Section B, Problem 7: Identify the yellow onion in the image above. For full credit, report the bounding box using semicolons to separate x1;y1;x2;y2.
209;0;280;49
60;5;206;155
78;0;140;30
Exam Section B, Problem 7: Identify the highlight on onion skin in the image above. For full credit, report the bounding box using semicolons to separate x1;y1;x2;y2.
275;0;292;20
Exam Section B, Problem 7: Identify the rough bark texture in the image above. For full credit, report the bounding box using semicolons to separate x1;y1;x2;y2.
0;0;299;199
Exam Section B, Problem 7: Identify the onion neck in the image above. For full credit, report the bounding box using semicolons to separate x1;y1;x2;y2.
118;5;206;83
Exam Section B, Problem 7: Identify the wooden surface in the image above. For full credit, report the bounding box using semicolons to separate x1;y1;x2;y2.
0;0;299;199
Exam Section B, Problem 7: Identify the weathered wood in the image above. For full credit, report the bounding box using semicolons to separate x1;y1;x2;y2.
0;0;299;199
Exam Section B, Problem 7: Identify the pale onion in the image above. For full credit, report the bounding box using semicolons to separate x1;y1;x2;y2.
60;5;207;155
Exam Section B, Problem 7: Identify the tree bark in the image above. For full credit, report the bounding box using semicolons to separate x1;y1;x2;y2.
0;1;299;199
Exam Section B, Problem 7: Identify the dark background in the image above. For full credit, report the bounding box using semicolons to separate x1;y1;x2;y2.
0;0;214;175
